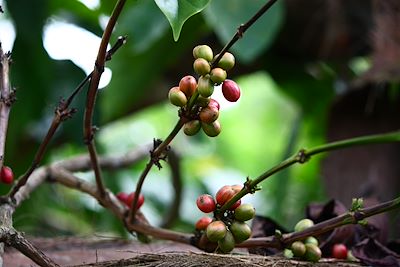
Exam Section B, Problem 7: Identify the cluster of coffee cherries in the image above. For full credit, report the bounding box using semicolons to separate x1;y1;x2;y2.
0;165;13;184
116;191;145;210
284;219;322;262
195;184;255;253
168;45;241;137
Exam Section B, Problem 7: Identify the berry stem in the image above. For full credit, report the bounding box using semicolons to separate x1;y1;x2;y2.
219;130;400;213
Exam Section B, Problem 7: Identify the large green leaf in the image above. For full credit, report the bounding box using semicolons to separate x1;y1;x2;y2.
203;0;284;63
154;0;210;41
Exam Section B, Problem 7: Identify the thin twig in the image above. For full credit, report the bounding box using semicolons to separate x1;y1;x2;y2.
83;0;127;199
8;37;127;199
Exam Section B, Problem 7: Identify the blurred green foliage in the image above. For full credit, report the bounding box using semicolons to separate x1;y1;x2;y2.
2;0;347;238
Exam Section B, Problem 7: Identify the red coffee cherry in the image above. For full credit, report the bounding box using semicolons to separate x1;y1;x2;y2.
116;192;129;204
196;194;216;213
222;79;241;102
0;166;14;184
179;75;197;97
208;98;220;110
332;243;348;259
195;216;213;230
199;106;219;124
215;185;240;210
126;192;145;210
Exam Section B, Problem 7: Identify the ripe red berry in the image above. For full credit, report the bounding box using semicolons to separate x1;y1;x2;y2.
179;75;197;97
116;192;129;203
208;98;220;110
195;217;213;230
215;185;241;209
222;79;241;102
126;192;145;210
332;243;348;259
199;106;219;124
0;166;14;184
196;194;216;213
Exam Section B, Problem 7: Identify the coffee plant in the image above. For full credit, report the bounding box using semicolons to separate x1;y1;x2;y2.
0;0;399;266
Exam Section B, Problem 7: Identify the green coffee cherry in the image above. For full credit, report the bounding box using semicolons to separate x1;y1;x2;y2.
197;75;214;97
234;204;255;222
229;221;251;243
168;86;187;107
218;230;235;253
199;106;219;124
291;241;306;257
294;219;314;232
304;236;319;246
202;120;221;137
183;120;201;136
304;243;322;262
210;67;227;84
193;58;211;76
193;45;213;62
216;52;235;71
206;220;227;242
195;96;210;107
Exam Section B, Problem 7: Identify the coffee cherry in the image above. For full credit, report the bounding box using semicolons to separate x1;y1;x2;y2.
126;192;145;209
216;52;235;71
332;243;348;259
229;221;251;243
304;236;319;246
231;184;243;193
195;217;213;230
294;218;314;232
116;192;129;204
199;106;219;124
206;220;227;242
193;58;211;76
179;75;197;97
208;98;220;110
193;45;213;62
0;166;13;184
222;79;241;102
197;75;214;97
291;241;306;257
234;203;256;222
216;185;238;207
202;120;221;137
196;194;216;213
168;86;187;107
218;230;235;253
210;68;227;84
195;96;210;107
304;243;322;262
183;120;201;136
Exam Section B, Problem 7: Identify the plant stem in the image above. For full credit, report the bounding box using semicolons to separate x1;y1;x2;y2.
83;0;127;198
219;130;400;213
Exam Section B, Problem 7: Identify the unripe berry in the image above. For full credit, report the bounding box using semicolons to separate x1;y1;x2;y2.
294;219;314;232
218;230;235;253
179;75;197;97
196;194;216;213
197;75;214;97
193;45;213;62
195;217;213;230
208;98;220;110
216;52;235;71
304;236;319;246
0;166;13;184
199;106;219;124
291;241;306;257
126;192;145;210
304;243;322;262
195;96;210;107
202;120;221;137
229;221;251;243
183;120;201;136
234;203;256;221
206;220;227;242
193;58;211;76
210;68;227;84
222;79;241;102
168;86;187;107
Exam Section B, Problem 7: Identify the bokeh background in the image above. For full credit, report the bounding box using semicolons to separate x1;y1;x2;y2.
0;0;399;239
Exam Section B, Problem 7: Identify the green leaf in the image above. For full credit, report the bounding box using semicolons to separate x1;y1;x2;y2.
154;0;210;41
203;0;284;63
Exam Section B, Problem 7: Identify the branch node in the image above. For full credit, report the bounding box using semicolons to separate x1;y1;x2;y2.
94;61;105;74
297;149;309;163
150;138;170;170
237;24;245;38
